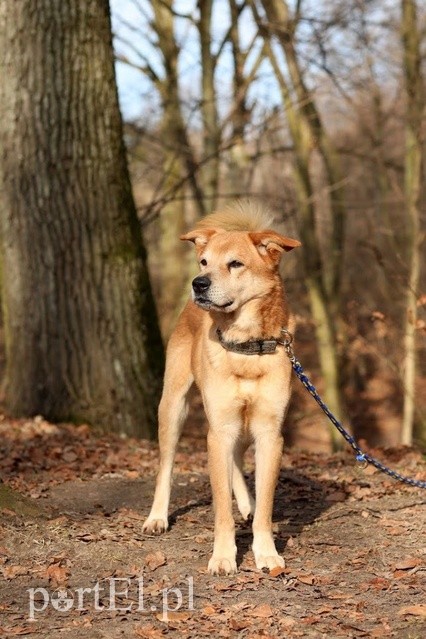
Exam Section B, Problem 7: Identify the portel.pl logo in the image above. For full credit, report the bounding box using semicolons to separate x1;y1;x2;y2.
27;576;194;620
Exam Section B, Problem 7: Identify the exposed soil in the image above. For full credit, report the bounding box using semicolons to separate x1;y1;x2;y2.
0;414;425;638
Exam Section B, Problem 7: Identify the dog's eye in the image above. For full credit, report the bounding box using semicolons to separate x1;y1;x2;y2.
228;260;244;269
200;258;207;266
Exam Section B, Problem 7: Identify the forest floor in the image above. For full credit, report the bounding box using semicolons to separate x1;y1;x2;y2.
0;410;425;639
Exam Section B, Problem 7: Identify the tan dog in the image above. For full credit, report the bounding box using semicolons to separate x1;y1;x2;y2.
143;201;301;575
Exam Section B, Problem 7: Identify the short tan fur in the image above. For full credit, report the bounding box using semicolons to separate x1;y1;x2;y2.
143;200;301;575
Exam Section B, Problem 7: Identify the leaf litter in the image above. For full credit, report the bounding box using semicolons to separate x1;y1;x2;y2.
0;414;425;637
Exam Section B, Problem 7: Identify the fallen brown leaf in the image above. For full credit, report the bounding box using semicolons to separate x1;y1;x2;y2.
46;562;69;585
302;615;321;625
250;603;273;618
297;574;315;585
325;490;346;503
367;577;390;591
155;611;191;622
75;532;97;542
393;557;422;571
214;581;237;592
269;566;287;578
62;450;78;463
370;626;390;638
144;550;167;572
1;565;28;579
134;623;165;638
229;618;251;630
278;615;296;628
0;627;33;636
398;604;426;618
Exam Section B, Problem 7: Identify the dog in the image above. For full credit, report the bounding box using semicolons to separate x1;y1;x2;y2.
143;200;301;575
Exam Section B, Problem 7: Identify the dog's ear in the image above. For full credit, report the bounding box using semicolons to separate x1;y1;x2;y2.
180;228;221;250
249;231;301;263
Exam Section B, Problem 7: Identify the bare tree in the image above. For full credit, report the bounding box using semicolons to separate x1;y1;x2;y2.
110;0;426;449
198;0;221;210
150;0;202;336
252;0;348;446
400;0;425;444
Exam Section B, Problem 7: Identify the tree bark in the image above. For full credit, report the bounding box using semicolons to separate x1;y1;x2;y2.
150;0;201;337
152;0;206;219
400;0;424;445
0;0;164;438
198;0;221;211
259;0;346;303
227;0;265;190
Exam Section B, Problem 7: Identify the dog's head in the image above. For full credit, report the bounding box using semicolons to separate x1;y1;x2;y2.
181;226;301;313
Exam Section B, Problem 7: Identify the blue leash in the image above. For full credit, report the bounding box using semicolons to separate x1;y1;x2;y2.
280;330;426;490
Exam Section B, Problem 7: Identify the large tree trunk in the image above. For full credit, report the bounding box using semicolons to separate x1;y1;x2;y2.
0;0;164;438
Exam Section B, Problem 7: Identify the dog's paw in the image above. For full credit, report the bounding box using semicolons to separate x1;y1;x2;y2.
208;556;237;576
254;553;285;571
237;496;256;521
142;517;168;534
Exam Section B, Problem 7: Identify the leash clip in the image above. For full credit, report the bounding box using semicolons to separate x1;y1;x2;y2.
279;328;296;362
355;453;368;470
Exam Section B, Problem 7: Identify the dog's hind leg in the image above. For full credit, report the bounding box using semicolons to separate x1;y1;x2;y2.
232;440;255;520
143;338;193;535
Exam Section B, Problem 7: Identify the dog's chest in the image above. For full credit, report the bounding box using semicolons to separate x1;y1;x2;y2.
214;347;270;381
235;376;260;402
214;349;274;403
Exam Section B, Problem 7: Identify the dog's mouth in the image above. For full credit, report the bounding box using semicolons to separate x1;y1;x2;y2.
194;297;234;311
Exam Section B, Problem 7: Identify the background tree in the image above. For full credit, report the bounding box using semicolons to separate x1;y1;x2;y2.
0;0;164;438
197;0;221;211
0;1;420;451
253;0;348;446
111;0;425;451
114;0;267;335
400;0;425;444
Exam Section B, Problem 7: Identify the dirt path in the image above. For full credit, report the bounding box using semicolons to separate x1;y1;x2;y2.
0;418;425;637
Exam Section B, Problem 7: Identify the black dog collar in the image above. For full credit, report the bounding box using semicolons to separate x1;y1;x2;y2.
216;327;281;355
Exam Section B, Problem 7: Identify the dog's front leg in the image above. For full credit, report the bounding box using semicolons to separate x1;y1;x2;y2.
207;428;238;575
143;343;193;535
252;427;284;571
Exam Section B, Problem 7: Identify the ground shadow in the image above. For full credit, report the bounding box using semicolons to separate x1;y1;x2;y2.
47;466;347;569
234;468;346;566
47;474;212;517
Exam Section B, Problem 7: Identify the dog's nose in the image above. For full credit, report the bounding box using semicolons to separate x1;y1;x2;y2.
192;275;211;295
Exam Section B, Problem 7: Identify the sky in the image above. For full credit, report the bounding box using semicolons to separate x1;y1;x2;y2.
110;0;275;123
109;0;402;127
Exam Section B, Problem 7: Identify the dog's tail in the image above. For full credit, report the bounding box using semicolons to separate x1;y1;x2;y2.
196;199;275;232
